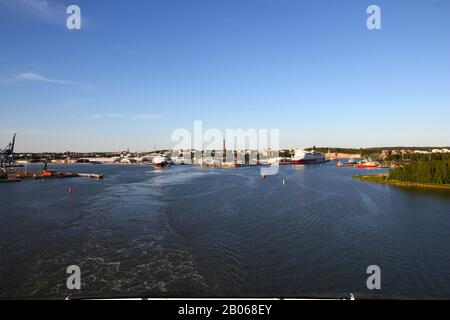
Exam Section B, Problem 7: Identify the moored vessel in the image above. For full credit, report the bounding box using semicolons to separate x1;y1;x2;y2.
152;155;171;168
292;147;326;164
355;160;380;169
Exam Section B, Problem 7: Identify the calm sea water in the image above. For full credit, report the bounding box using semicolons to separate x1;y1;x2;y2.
1;163;450;298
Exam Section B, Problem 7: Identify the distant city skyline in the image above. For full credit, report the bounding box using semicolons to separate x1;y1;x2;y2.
1;0;450;152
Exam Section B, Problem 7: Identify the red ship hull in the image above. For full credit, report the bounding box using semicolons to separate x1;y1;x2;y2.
355;164;379;169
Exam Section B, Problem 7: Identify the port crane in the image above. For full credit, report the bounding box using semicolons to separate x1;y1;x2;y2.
1;133;16;171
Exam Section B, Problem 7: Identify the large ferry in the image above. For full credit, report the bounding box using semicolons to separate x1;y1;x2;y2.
292;148;326;164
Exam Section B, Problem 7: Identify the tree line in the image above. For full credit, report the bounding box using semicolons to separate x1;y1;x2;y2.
389;160;450;184
386;153;450;162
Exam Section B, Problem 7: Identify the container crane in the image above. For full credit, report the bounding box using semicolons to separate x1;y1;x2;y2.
1;133;16;171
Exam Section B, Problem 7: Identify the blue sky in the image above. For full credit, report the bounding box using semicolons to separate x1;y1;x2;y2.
1;0;449;152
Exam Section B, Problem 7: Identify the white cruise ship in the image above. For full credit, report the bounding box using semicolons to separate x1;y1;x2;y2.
292;148;326;164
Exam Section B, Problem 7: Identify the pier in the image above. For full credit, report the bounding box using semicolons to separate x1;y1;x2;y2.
1;169;104;183
77;173;104;180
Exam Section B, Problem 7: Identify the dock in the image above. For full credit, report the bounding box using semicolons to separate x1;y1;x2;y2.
1;169;104;182
77;173;104;180
1;133;106;183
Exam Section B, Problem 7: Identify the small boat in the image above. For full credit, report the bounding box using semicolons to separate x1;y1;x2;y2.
336;161;344;167
257;159;271;166
355;160;380;169
172;156;188;165
152;155;171;168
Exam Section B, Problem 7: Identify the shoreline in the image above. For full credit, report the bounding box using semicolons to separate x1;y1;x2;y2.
353;173;450;190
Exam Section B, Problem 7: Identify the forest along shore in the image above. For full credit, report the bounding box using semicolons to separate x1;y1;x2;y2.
354;158;450;190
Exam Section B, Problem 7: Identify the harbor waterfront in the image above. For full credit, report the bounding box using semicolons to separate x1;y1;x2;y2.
1;163;450;298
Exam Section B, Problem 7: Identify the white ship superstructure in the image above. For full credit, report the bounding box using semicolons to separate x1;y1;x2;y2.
292;148;326;164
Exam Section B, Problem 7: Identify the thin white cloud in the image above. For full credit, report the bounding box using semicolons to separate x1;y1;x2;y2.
91;113;162;120
131;114;161;120
91;114;127;119
0;0;66;24
15;72;74;85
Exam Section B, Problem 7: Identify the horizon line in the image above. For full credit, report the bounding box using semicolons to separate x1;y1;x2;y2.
12;145;450;154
